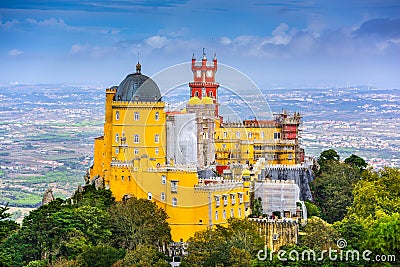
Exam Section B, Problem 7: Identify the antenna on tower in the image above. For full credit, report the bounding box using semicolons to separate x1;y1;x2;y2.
212;36;214;56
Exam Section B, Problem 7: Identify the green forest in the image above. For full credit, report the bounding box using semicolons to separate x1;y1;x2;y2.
0;150;399;266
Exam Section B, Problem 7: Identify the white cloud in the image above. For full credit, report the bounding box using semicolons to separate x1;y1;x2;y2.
220;37;232;45
70;44;88;54
144;35;169;49
8;49;23;56
0;19;20;28
110;29;120;35
26;18;67;27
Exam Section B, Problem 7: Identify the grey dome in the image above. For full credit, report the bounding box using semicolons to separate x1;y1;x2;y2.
114;63;161;102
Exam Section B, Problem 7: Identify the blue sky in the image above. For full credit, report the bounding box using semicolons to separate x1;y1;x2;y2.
1;0;399;88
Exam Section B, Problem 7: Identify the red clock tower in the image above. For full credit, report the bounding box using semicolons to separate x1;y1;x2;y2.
189;49;220;116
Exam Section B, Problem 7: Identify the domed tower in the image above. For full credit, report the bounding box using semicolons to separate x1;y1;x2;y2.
91;62;166;183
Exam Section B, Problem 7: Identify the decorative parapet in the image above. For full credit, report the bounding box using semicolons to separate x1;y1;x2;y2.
194;180;243;192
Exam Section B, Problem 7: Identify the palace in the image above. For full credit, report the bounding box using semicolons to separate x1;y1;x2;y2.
89;52;306;242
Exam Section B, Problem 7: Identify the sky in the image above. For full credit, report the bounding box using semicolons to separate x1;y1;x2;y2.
1;0;400;88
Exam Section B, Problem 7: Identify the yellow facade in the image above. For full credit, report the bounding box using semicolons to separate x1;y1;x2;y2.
214;123;297;166
89;61;301;242
90;85;250;241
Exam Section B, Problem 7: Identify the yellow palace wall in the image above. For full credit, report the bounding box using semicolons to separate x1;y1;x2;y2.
106;159;249;241
214;123;296;165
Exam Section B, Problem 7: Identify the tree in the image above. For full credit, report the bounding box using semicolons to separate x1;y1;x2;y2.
76;244;125;267
317;149;340;175
347;167;400;221
182;218;264;266
0;204;20;242
299;216;339;251
121;245;170;267
70;184;115;210
364;212;400;255
108;197;171;250
318;149;340;162
2;197;114;266
344;154;367;170
312;161;362;223
304;201;321;218
251;197;263;217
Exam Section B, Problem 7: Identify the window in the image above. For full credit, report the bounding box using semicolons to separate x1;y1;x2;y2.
248;132;252;138
238;193;244;204
161;192;165;201
288;154;293;160
155;134;159;143
230;209;234;218
115;147;119;154
134;112;140;121
116;111;120;120
172;197;177;207
155;112;159;121
261;132;265;139
215;196;220;207
274;132;281;140
238;208;242;217
209;91;213;97
171;180;178;193
121;176;124;182
155;148;159;155
222;144;226;149
115;134;119;143
215;211;219;221
223;132;227;138
236;131;240;138
195;91;199;97
231;194;236;205
223;195;228;206
134;134;139;143
148;192;152;200
161;175;166;185
223;210;226;219
134;148;139;155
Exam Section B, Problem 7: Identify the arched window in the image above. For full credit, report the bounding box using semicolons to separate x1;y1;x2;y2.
236;131;240;138
116;111;120;120
134;134;139;143
148;192;152;200
115;134;119;143
134;112;140;121
172;197;177;207
209;91;213;97
155;111;159;121
215;211;219;220
155;134;159;143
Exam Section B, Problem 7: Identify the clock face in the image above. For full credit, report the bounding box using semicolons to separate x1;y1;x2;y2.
196;70;201;78
206;70;213;78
